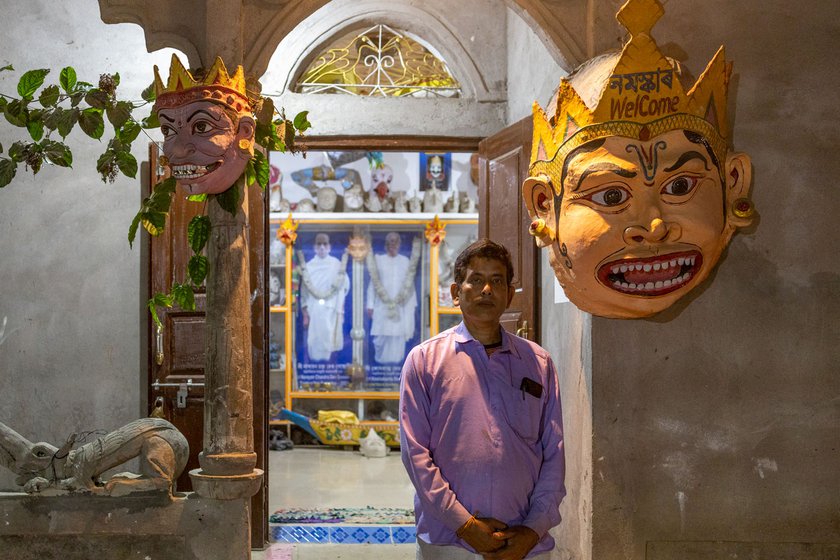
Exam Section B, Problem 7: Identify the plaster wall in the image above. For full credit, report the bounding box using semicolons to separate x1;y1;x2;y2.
579;1;840;557
505;6;567;124
0;0;178;490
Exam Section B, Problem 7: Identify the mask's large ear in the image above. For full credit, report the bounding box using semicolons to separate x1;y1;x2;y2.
236;115;256;158
522;174;557;248
724;152;754;229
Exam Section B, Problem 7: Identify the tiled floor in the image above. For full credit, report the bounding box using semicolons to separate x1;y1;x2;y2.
254;447;416;560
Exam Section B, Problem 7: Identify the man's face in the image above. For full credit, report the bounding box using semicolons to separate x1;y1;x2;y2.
158;100;254;195
385;233;401;257
536;129;746;318
451;257;513;328
314;234;331;258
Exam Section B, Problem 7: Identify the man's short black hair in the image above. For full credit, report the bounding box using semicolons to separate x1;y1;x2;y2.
453;238;514;285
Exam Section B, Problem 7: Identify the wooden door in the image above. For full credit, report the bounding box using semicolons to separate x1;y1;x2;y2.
478;117;539;343
146;143;268;546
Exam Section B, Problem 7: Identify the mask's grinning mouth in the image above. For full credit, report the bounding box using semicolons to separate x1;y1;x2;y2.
171;162;221;180
598;251;703;296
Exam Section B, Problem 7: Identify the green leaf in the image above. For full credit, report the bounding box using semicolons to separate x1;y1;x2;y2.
152;292;174;308
244;158;256;187
106;100;132;129
115;151;137;178
147;298;163;331
59;67;77;93
17;69;49;99
187;215;211;253
55;107;79;138
188;255;208;286
156;176;177;194
254;151;270;190
172;283;196;311
112;72;121;87
85;88;110;110
293;110;311;132
78;108;105;139
187;193;207;202
39;84;60;107
69;90;86;107
146;188;173;213
8;142;27;163
4;99;29;127
140;111;159;129
214;183;240;216
43;140;73;168
140;81;156;102
0;64;13;72
128;212;142;248
96;150;114;169
117;119;141;144
0;158;17;188
26;119;44;142
141;211;167;236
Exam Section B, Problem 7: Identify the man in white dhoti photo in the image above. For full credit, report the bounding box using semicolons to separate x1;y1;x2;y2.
366;232;420;363
300;233;350;361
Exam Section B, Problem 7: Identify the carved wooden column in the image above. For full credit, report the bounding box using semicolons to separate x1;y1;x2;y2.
190;183;263;500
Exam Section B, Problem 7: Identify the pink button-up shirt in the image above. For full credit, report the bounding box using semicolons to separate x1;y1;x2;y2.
400;322;565;555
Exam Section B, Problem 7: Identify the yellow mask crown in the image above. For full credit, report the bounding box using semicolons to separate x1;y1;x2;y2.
531;0;732;171
153;54;251;115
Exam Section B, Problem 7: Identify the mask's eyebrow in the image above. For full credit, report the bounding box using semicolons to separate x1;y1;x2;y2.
663;150;710;173
571;162;636;192
187;108;221;122
159;113;175;123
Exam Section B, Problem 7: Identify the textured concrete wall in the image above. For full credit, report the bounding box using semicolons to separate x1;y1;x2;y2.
0;493;251;560
0;0;179;490
583;1;840;558
505;6;567;124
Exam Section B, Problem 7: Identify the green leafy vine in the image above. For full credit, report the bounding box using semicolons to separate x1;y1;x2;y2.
1;64;311;332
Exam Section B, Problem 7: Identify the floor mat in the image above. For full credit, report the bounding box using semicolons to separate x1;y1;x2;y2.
269;506;414;525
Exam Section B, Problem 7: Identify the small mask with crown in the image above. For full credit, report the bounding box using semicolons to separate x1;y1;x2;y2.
523;0;755;319
153;54;256;195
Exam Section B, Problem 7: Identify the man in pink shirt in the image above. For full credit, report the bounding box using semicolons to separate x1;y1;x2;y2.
401;239;565;559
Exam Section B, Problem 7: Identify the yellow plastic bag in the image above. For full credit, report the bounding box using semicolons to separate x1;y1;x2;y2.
317;410;359;424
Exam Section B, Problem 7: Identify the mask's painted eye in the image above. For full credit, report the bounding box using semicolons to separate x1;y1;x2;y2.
192;121;213;134
161;125;175;138
586;186;630;207
661;175;699;197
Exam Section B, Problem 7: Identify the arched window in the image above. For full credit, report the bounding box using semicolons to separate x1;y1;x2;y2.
295;23;461;98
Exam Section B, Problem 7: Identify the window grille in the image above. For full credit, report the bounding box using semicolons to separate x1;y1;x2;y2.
295;24;461;98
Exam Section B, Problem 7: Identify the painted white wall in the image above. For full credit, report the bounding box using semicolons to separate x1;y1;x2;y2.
505;6;568;125
0;0;181;489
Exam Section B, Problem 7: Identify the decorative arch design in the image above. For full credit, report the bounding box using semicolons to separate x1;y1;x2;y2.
293;23;462;98
261;1;497;101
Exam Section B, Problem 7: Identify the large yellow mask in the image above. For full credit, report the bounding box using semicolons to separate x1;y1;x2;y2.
523;0;755;319
153;55;255;195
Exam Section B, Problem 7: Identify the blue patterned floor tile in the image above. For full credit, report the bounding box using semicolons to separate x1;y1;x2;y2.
391;525;417;544
272;525;330;543
270;523;417;545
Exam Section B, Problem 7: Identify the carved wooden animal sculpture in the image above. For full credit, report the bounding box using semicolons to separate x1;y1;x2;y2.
0;418;189;496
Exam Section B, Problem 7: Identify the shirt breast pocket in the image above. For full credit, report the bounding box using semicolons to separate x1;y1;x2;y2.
498;381;543;445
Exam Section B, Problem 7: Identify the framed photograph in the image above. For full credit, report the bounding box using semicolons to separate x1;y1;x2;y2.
294;230;354;388
363;229;425;390
419;152;452;191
